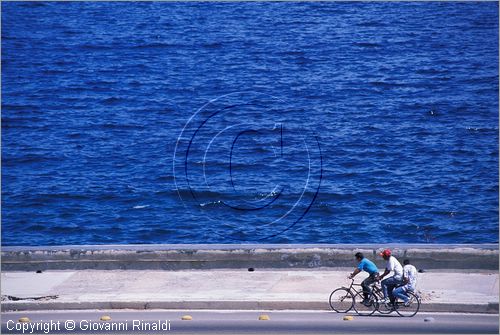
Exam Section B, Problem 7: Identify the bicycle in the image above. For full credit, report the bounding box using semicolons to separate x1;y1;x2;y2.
329;278;387;316
329;279;420;317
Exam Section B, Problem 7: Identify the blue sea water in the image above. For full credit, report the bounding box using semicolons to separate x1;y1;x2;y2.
2;2;498;245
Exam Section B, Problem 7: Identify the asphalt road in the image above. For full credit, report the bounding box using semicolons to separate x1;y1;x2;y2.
1;310;498;334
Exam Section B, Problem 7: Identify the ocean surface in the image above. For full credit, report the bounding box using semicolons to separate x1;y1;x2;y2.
2;2;498;245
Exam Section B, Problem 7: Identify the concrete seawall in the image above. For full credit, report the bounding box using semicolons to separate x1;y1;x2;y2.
2;244;498;271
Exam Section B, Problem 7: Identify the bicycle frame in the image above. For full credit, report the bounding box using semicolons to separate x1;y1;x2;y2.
346;278;383;299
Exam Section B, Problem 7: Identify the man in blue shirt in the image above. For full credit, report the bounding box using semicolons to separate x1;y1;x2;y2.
349;252;379;305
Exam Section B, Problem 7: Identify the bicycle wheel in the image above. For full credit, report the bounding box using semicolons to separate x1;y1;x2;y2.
373;290;394;315
329;288;354;313
395;291;420;317
352;291;378;316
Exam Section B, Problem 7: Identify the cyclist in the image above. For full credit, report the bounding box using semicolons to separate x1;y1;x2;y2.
348;252;379;306
378;249;403;304
392;259;417;306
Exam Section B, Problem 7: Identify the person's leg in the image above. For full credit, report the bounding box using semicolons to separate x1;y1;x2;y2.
362;275;376;300
382;276;398;301
366;275;377;298
393;286;409;303
387;277;402;303
381;277;390;299
361;278;369;300
361;275;376;305
362;275;376;297
387;279;397;302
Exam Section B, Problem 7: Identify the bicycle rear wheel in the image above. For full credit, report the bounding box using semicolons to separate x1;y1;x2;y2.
329;288;354;313
395;291;420;317
352;292;378;316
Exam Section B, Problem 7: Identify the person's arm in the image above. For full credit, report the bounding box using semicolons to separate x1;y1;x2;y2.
349;268;361;279
379;269;390;280
402;268;409;284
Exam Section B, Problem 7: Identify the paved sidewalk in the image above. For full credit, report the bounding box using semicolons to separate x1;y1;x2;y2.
1;269;498;313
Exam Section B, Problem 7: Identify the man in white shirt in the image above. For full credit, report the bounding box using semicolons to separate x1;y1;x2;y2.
393;259;418;306
378;249;403;304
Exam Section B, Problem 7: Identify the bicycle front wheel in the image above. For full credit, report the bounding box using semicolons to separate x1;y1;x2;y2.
353;292;378;316
375;293;394;314
395;291;420;317
329;288;354;313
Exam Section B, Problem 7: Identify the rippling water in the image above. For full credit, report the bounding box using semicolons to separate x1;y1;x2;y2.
2;2;498;245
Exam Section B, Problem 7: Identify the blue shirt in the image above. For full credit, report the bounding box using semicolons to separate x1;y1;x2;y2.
357;258;379;275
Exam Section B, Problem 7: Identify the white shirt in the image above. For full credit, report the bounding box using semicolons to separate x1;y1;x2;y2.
386;256;403;279
403;264;417;288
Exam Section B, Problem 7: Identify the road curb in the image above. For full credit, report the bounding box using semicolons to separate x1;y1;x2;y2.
2;300;498;314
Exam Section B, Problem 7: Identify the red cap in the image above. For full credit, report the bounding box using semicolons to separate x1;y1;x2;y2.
380;249;391;257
